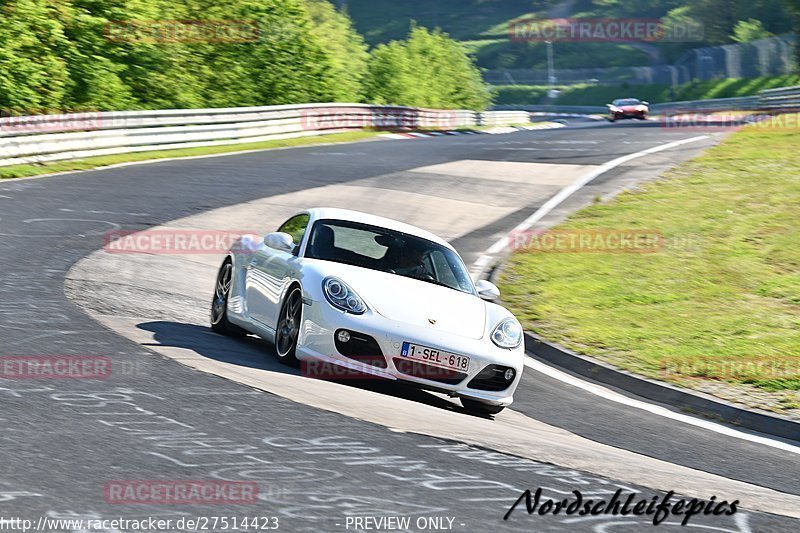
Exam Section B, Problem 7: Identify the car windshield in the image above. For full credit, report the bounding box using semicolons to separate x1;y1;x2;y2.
613;98;641;106
305;219;475;294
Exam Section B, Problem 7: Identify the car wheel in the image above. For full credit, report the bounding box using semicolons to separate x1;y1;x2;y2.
607;116;615;122
275;286;302;365
211;259;246;337
461;398;505;416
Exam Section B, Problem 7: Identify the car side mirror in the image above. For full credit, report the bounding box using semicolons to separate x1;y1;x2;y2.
475;280;500;301
606;103;613;107
641;101;649;106
264;232;295;253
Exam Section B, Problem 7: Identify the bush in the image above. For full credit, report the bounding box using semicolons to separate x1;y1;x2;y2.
0;1;490;112
365;27;491;110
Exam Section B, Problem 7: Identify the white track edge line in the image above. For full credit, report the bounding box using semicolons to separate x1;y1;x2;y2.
471;135;709;273
470;134;800;452
524;357;800;454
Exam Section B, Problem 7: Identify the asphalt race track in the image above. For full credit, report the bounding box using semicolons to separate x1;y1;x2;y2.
1;119;798;532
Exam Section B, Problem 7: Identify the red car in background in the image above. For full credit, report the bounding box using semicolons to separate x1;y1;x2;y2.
607;98;649;121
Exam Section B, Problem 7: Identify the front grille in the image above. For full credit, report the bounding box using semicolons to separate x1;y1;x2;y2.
392;358;467;385
467;365;516;391
334;330;387;368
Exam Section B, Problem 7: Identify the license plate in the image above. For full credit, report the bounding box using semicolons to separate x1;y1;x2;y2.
401;342;470;372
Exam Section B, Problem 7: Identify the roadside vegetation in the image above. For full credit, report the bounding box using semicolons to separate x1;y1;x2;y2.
499;120;800;412
493;75;800;106
0;0;487;112
346;0;800;71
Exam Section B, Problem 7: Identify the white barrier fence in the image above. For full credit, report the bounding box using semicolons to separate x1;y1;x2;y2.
0;104;515;168
477;110;531;126
758;85;800;110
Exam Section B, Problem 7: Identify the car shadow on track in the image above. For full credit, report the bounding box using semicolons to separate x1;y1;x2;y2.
136;321;492;419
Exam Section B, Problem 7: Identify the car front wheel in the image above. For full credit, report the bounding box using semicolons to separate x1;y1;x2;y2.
275;286;302;365
211;259;246;337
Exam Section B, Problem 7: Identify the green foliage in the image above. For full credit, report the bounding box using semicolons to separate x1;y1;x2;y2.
305;0;370;102
345;0;796;72
365;27;491;109
0;0;72;112
0;0;489;112
471;40;648;70
732;18;774;43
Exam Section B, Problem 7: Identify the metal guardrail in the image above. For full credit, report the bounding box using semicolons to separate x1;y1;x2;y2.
492;105;607;114
758;85;800;110
492;85;800;117
478;110;530;126
650;96;761;113
4;86;799;168
0;104;489;168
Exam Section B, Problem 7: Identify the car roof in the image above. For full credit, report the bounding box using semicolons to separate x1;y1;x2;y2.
303;207;453;249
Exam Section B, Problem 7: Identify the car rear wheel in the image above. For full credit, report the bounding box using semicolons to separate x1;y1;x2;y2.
275;286;302;365
461;398;505;416
211;259;246;337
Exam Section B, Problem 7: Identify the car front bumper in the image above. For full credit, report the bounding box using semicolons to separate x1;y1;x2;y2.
296;298;524;406
611;111;647;119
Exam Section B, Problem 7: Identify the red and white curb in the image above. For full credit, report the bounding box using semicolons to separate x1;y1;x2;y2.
530;112;605;120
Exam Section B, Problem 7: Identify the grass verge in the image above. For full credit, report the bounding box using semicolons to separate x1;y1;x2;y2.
0;131;383;180
498;121;800;412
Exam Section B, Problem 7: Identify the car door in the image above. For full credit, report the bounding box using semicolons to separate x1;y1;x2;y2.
245;213;310;329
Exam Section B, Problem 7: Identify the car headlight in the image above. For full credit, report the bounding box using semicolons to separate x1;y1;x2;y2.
323;277;367;314
491;318;523;348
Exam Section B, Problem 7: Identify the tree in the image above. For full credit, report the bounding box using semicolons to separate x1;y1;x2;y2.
732;19;773;43
0;0;495;112
786;0;800;71
365;26;491;109
304;0;370;102
186;0;338;106
0;0;72;112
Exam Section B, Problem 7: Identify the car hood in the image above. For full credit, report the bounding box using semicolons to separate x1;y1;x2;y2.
619;105;645;112
318;263;487;340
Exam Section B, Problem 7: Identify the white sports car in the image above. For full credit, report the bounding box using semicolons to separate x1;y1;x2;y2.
210;208;524;415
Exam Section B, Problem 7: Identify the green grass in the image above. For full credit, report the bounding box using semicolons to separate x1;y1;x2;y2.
0;131;383;180
499;121;800;399
493;75;800;106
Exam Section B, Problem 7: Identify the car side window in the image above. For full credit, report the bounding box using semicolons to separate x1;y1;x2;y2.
278;214;310;252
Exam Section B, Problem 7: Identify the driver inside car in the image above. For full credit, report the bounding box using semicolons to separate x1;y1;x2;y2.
393;244;431;279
